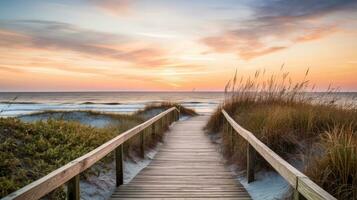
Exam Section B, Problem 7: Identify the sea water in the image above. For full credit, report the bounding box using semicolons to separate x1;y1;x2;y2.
0;92;356;117
0;92;224;117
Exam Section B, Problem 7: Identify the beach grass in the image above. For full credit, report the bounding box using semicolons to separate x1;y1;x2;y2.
135;101;198;117
0;116;141;198
205;68;357;199
0;102;192;198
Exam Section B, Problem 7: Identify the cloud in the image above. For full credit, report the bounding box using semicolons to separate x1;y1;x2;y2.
87;0;132;15
0;20;169;67
253;0;357;19
0;66;25;73
201;0;356;59
294;25;339;42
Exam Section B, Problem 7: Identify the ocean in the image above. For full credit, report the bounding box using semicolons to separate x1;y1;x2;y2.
0;92;356;117
0;92;224;117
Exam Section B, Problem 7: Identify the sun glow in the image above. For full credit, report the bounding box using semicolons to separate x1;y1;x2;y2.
0;1;356;91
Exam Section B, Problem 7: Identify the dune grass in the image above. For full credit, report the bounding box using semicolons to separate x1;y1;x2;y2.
135;102;198;117
205;68;357;199
306;126;357;199
0;103;193;198
0;117;141;198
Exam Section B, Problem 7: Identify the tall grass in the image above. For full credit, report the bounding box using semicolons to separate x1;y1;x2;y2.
306;126;357;199
135;102;197;117
0;103;193;198
205;67;357;199
0;117;141;198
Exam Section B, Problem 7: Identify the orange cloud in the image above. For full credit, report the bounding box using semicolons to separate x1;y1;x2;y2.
201;32;286;60
200;0;354;60
88;0;132;15
201;24;340;60
0;20;170;68
294;26;339;42
239;46;287;60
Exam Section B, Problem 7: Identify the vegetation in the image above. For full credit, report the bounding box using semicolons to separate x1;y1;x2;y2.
0;116;141;198
205;68;357;199
306;126;357;199
135;102;198;117
0;103;191;198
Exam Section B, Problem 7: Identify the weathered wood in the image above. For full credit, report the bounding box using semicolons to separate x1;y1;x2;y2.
247;144;255;183
165;114;169;127
151;123;156;139
223;118;226;134
67;175;79;200
297;177;335;200
140;130;145;158
111;116;251;199
229;125;233;153
169;112;173;124
231;126;235;153
115;144;124;186
294;188;305;200
2;107;178;200
222;110;337;200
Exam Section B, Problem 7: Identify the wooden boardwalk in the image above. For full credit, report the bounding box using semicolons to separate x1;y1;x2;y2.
4;108;335;200
111;116;251;200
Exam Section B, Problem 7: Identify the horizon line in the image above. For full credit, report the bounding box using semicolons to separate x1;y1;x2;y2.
0;90;356;93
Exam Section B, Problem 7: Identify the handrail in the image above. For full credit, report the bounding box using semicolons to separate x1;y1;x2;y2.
3;107;180;200
222;110;336;200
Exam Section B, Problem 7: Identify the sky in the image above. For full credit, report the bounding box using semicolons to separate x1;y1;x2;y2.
0;0;356;91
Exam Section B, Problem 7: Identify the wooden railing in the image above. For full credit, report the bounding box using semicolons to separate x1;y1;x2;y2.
3;107;180;200
222;110;336;200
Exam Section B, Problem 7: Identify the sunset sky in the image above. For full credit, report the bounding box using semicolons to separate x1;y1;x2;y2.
0;0;356;91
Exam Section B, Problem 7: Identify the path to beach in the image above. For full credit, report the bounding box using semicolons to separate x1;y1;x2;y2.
111;115;251;199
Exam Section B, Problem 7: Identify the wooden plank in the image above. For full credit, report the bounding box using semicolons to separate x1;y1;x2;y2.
111;116;251;199
3;107;179;200
140;130;145;158
115;144;124;186
223;110;305;186
222;110;337;200
67;175;79;200
297;177;336;200
247;144;255;183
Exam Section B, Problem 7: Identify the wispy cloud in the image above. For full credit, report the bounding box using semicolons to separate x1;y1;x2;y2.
201;0;356;59
0;20;169;67
136;32;178;39
87;0;132;15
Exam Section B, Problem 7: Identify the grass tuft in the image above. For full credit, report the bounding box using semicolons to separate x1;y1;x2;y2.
205;68;357;199
135;102;198;117
306;126;357;199
0;102;195;198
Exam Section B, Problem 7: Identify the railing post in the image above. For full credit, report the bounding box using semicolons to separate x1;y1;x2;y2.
115;144;124;186
293;179;306;200
67;175;80;200
231;128;235;152
162;116;165;130
166;114;169;127
247;144;256;183
229;125;234;153
140;130;145;158
223;118;227;136
293;190;301;200
168;112;171;124
171;111;173;123
174;110;177;121
151;123;156;139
